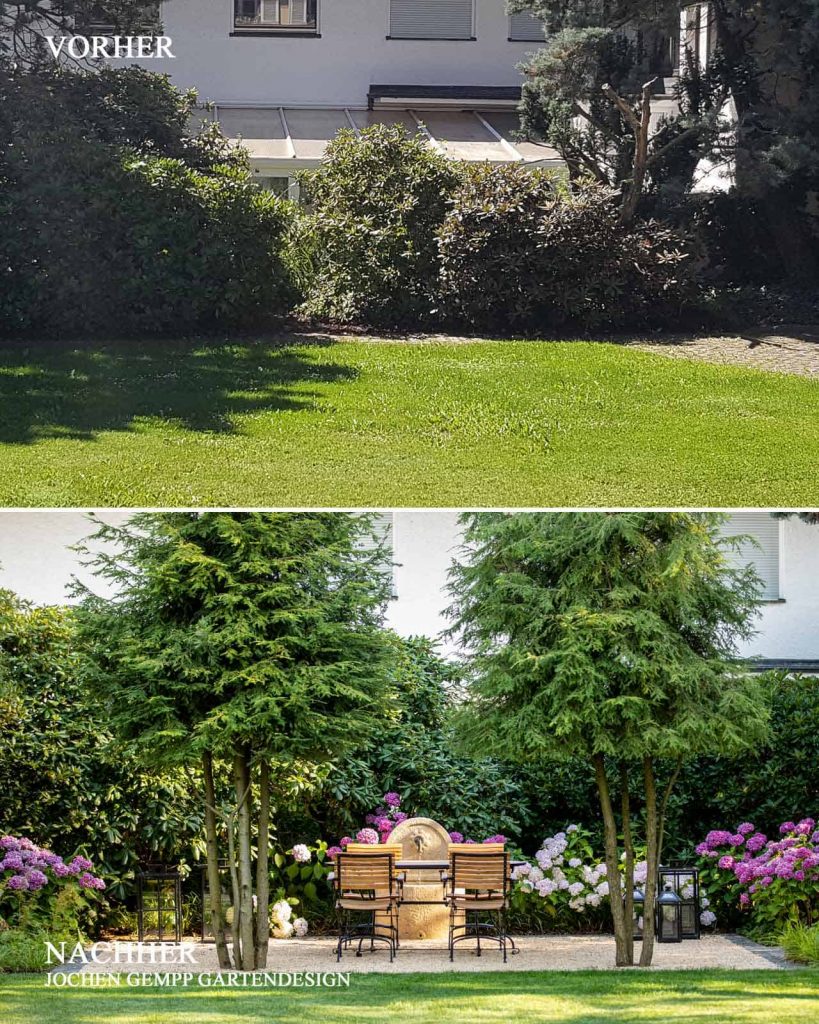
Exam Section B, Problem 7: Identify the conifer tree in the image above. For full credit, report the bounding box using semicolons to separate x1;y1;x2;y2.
447;511;769;966
73;511;395;970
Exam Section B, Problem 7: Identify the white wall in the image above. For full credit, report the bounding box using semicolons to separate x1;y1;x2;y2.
0;509;132;605
386;509;462;651
117;0;544;106
741;517;819;660
1;510;817;661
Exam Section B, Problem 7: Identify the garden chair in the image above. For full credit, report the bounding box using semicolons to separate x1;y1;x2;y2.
443;845;516;962
333;849;403;962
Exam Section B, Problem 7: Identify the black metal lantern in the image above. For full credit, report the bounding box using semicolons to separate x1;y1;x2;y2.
659;866;701;940
200;861;233;944
656;882;683;943
632;888;645;941
137;865;182;943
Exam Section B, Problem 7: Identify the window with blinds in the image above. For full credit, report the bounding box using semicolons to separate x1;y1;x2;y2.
234;0;317;30
509;10;543;41
353;512;395;592
720;511;781;600
389;0;474;40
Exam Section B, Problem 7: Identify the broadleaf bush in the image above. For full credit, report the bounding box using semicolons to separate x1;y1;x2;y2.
297;123;460;326
0;62;297;337
437;165;695;331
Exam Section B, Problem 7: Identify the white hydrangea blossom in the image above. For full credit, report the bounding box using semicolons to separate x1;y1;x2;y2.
272;920;294;939
700;909;717;927
293;917;309;937
291;844;311;863
271;899;293;925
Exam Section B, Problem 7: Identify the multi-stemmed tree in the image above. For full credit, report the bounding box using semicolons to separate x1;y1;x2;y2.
446;511;769;966
72;511;396;970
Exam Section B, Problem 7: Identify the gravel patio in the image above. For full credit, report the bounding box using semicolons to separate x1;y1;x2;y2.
67;934;791;974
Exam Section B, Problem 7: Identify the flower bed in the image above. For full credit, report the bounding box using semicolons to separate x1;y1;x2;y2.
696;818;819;935
0;836;106;972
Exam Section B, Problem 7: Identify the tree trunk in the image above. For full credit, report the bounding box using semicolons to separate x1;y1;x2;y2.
640;756;659;967
234;751;256;970
202;750;231;969
602;79;654;226
226;783;242;968
593;753;631;966
619;761;634;966
255;759;271;968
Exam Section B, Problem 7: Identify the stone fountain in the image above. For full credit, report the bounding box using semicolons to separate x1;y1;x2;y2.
385;816;460;941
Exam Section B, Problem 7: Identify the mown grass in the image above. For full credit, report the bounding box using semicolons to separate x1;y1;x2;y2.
0;334;816;506
2;970;819;1024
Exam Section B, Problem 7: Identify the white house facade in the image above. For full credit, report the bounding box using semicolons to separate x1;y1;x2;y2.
0;510;816;666
86;0;563;188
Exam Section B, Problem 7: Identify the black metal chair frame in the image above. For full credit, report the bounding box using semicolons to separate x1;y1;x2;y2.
333;851;403;962
443;850;517;963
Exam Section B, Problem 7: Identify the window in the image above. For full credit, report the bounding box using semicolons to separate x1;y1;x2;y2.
253;176;290;196
389;0;473;40
82;2;161;32
509;10;542;42
234;0;317;31
721;511;781;601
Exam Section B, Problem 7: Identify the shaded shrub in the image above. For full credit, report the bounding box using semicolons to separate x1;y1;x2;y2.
0;63;297;337
0;591;206;904
437;165;695;331
297;124;460;326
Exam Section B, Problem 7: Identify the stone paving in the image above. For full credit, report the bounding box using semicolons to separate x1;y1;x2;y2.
67;934;791;974
631;326;819;377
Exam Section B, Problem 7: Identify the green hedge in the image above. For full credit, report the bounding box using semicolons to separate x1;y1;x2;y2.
298;123;460;327
0;63;296;337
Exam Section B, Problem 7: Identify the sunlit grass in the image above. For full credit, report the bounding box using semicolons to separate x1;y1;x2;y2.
2;970;818;1024
0;335;816;506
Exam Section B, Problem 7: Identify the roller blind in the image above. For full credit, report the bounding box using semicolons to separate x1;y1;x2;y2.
720;511;780;600
389;0;473;39
509;10;543;41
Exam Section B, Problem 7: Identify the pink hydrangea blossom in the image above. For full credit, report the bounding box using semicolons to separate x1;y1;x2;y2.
355;828;380;845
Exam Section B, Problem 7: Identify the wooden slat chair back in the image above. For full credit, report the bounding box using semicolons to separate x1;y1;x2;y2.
444;846;516;962
336;852;394;901
333;850;401;962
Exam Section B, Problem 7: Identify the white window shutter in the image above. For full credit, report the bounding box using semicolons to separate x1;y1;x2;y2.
389;0;473;40
720;511;781;600
509;10;543;41
290;0;308;24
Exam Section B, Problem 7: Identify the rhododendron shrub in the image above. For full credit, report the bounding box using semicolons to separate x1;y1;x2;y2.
696;819;819;932
327;793;510;853
0;836;105;933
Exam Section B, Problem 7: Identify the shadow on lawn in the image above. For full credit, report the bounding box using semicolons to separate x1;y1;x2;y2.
0;334;355;445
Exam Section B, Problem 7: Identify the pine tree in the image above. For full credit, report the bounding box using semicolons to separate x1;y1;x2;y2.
447;511;769;966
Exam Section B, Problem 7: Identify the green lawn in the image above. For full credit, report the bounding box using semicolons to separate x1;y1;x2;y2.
2;970;818;1024
0;334;817;506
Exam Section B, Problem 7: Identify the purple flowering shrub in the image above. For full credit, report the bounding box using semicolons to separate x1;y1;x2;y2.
0;836;105;933
696;819;819;933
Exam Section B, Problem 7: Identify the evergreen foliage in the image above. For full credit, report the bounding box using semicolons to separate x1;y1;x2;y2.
72;512;397;970
446;511;769;965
